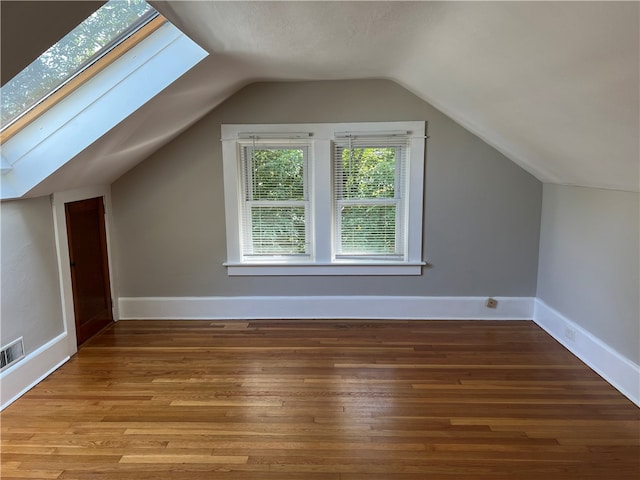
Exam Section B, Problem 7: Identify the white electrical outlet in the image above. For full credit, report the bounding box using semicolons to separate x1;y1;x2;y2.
564;328;576;342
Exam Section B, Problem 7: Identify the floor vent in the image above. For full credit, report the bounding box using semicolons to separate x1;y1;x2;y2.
1;338;25;370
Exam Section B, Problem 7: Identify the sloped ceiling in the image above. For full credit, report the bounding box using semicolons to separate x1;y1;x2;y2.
2;1;638;195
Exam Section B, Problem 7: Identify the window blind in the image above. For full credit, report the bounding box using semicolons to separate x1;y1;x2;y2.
333;133;409;259
239;143;310;258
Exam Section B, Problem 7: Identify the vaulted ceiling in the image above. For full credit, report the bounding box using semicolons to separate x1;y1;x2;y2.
2;1;638;195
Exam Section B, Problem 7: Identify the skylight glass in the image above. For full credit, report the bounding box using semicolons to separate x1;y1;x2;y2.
0;0;158;129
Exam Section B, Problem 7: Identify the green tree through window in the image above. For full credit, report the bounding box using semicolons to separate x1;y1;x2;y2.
340;147;396;199
337;147;399;255
244;147;308;255
249;149;304;201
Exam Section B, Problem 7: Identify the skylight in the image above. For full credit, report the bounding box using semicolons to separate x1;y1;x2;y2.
0;0;157;131
1;1;208;199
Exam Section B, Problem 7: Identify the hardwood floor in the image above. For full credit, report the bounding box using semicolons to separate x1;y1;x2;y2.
2;319;638;479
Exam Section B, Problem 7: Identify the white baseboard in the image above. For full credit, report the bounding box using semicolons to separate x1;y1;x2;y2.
3;300;637;411
534;299;640;407
119;295;534;320
0;332;70;411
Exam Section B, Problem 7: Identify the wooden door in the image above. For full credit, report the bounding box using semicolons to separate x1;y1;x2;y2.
65;197;113;346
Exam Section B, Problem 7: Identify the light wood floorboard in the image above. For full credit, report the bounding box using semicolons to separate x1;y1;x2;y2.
2;319;638;479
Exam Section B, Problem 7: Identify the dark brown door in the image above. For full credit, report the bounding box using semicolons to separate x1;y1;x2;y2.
65;197;113;346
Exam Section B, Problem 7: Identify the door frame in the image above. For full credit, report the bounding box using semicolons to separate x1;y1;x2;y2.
52;186;119;356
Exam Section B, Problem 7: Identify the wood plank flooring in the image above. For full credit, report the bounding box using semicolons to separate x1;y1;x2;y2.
2;319;639;479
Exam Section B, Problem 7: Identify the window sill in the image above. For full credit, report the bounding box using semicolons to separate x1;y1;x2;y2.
223;261;426;276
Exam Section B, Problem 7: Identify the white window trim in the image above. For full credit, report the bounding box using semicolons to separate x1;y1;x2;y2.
221;122;426;276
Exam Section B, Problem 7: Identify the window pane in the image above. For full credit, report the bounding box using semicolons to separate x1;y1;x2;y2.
338;147;396;199
249;148;305;201
1;0;156;126
340;205;396;254
250;206;307;255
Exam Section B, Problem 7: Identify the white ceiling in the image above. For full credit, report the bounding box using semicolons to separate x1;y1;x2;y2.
3;1;639;195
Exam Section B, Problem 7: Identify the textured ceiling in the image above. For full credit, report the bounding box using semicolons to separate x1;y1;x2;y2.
2;1;638;196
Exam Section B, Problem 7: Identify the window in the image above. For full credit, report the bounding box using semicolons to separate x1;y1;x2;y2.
334;135;408;260
221;122;426;275
1;0;159;141
240;143;310;258
1;3;207;200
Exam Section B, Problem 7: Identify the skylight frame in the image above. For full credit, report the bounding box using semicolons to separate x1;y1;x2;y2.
0;3;164;144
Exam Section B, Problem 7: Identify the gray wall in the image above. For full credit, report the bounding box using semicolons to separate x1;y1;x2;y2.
111;80;542;297
537;184;640;364
1;196;64;354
